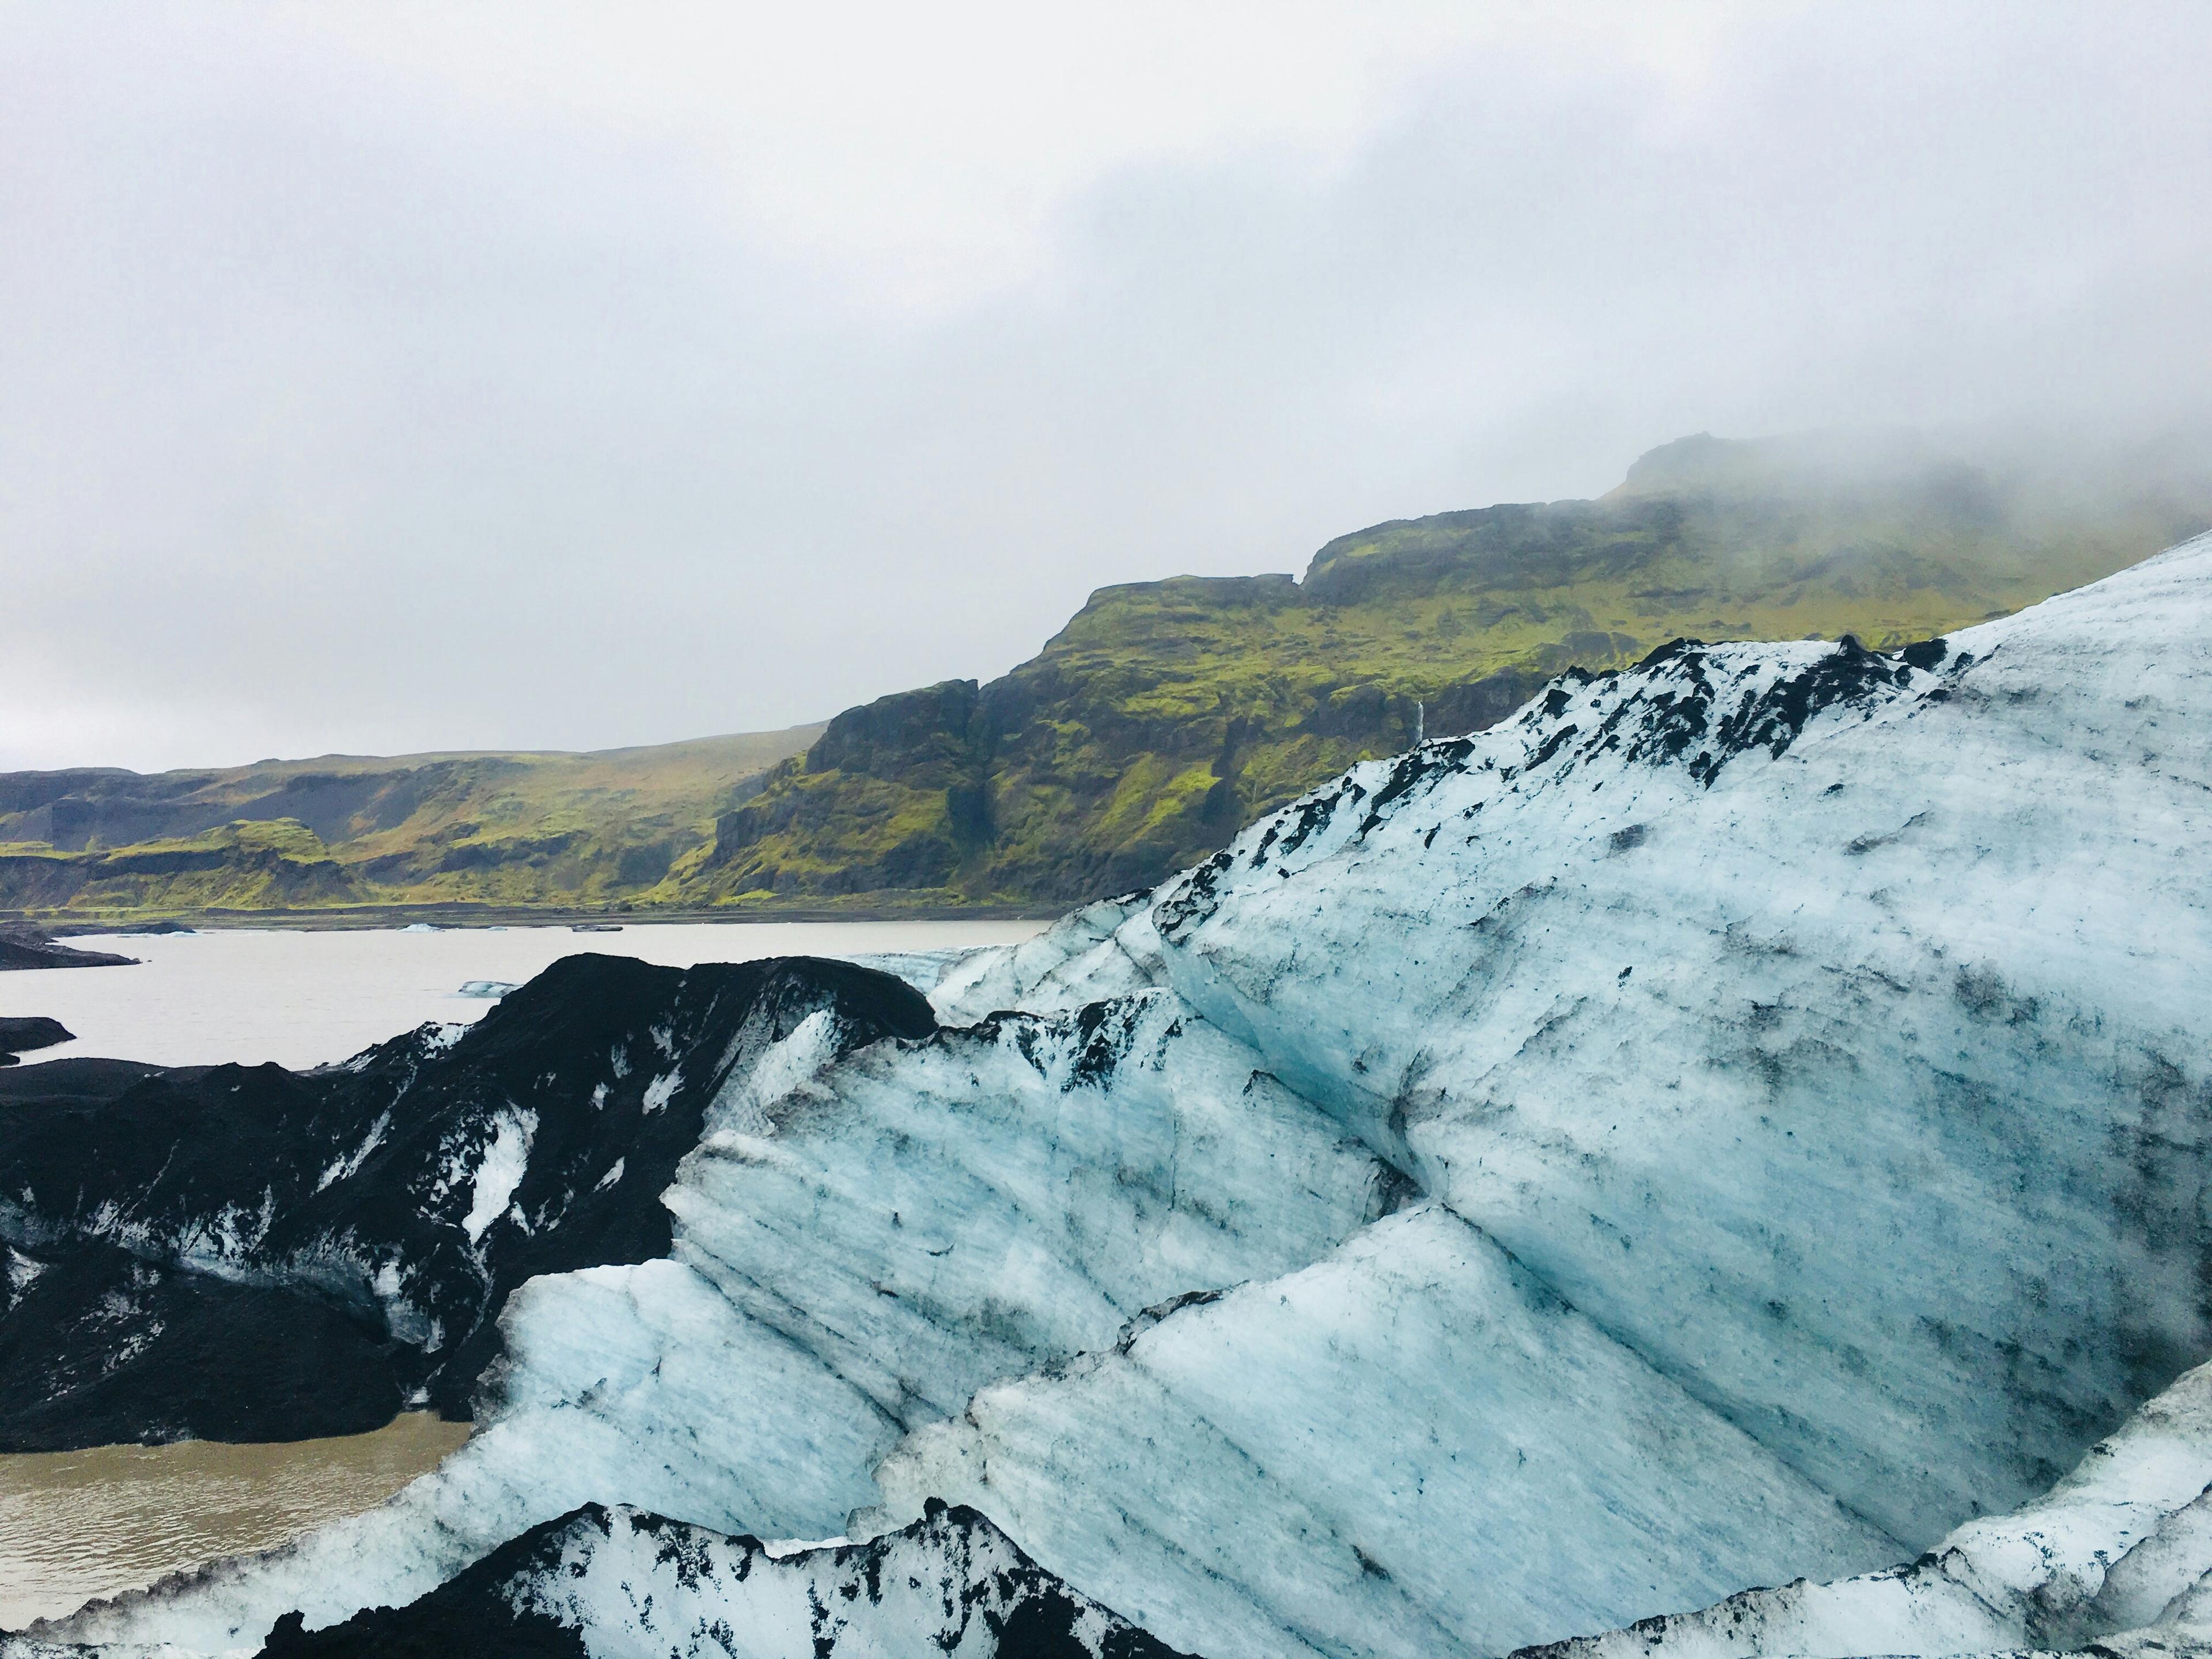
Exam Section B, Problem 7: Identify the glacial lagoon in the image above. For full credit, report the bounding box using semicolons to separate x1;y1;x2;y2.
0;919;1043;1070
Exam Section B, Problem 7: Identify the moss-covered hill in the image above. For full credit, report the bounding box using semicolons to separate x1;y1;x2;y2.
681;432;2212;908
0;729;817;922
9;431;2206;925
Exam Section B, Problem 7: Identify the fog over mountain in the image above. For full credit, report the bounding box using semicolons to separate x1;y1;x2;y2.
3;2;2208;771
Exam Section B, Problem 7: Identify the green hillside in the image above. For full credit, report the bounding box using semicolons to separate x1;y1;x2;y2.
9;430;2207;925
0;729;819;922
683;431;2212;907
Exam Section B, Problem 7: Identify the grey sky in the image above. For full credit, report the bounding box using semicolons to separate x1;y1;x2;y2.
4;2;2208;771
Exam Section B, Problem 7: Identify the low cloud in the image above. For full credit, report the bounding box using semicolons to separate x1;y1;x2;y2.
3;2;2207;769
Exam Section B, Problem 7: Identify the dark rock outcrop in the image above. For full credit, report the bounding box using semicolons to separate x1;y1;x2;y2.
0;953;935;1448
0;1243;406;1449
0;926;137;971
253;1501;1195;1659
0;1017;72;1065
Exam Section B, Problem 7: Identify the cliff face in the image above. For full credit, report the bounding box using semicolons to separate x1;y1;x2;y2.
702;681;995;895
685;433;2212;908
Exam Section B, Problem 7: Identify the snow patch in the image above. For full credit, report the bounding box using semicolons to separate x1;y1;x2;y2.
4;1245;46;1310
460;1110;537;1244
315;1110;391;1192
639;1070;681;1115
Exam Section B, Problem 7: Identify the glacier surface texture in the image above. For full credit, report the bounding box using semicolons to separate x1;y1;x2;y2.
9;535;2212;1658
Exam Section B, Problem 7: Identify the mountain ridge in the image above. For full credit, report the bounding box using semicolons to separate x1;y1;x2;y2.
5;429;2208;922
688;429;2212;906
0;726;820;921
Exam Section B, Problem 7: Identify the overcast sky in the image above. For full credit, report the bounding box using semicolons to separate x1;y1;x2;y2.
4;2;2209;771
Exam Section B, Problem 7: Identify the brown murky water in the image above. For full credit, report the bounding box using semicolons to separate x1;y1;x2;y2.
0;1412;469;1630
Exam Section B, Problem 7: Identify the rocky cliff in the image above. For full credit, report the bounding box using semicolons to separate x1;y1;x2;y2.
687;431;2212;907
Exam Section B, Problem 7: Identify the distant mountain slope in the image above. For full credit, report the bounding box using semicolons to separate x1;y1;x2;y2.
682;430;2212;906
7;429;2207;922
0;726;818;919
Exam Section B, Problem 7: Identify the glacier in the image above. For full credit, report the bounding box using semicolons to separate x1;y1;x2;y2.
7;533;2212;1658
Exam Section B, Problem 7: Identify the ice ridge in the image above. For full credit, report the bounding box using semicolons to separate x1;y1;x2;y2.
13;534;2212;1658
